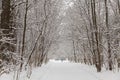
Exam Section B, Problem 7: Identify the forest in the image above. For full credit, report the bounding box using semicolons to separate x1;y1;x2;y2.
0;0;120;79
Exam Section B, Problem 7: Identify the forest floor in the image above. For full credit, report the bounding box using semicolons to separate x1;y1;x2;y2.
0;60;120;80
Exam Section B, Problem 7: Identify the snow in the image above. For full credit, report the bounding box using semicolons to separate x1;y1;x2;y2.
0;60;120;80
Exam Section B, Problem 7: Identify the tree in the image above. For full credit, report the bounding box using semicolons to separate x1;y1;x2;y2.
0;0;16;65
20;0;28;71
105;0;112;71
0;0;18;75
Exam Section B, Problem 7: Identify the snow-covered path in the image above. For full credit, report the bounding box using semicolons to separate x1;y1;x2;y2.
39;60;99;80
0;60;120;80
31;60;120;80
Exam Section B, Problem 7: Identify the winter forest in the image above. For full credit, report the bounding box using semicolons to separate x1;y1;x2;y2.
0;0;120;80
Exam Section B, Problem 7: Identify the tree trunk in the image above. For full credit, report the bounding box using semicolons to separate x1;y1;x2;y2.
20;0;28;71
72;40;77;62
118;0;120;14
105;0;112;71
91;0;101;72
0;0;16;62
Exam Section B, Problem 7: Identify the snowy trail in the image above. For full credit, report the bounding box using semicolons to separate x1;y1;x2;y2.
38;60;99;80
0;60;120;80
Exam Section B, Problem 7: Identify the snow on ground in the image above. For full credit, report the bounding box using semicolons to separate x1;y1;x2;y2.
0;60;120;80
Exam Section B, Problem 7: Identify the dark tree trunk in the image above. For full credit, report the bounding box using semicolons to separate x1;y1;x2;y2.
73;40;77;62
105;0;112;71
0;0;15;62
118;0;120;14
0;0;17;70
20;0;28;71
1;0;10;29
91;0;101;72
